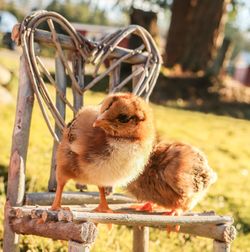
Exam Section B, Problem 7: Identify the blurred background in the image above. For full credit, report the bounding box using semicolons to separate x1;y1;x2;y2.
0;0;250;251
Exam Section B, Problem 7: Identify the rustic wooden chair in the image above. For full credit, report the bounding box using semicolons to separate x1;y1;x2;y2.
3;10;236;252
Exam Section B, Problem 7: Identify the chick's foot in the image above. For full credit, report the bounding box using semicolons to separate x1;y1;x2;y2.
92;204;114;213
163;209;183;233
49;206;71;211
129;202;154;212
92;203;113;230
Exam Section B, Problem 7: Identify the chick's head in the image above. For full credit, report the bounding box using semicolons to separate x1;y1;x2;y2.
93;93;155;140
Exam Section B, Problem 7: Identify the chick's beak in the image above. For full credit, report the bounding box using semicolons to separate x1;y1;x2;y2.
93;113;106;128
93;119;101;128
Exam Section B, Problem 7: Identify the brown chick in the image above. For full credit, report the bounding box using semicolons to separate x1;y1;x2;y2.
51;92;155;212
127;142;217;218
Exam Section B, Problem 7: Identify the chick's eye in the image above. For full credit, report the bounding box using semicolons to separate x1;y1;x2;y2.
117;114;130;123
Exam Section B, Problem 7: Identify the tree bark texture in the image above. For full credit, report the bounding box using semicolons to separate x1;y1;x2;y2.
164;0;230;72
10;216;97;244
210;37;232;75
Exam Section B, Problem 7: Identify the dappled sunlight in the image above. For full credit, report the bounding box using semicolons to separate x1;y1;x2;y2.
1;0;250;250
1;85;250;250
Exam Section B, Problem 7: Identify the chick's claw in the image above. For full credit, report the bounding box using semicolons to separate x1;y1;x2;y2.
129;202;154;212
163;209;182;233
92;204;114;213
139;202;154;212
49;206;71;211
92;204;113;231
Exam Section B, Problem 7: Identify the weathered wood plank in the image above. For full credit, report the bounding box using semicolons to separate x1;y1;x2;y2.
133;226;149;252
34;29;148;64
180;224;236;244
18;203;159;218
132;64;144;90
72;52;84;113
11;207;236;243
25;192;136;205
64;211;235;243
213;240;231;252
3;55;34;252
10;216;97;244
63;211;233;227
10;207;218;217
68;241;91;252
109;59;120;92
48;55;67;192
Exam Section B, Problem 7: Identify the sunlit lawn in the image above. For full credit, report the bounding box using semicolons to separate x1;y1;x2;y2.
0;52;250;251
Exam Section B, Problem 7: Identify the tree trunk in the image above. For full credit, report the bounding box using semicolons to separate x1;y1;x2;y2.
209;37;232;76
123;7;160;79
164;0;230;72
129;7;160;49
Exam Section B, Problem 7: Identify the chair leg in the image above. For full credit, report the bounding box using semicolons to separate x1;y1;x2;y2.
3;201;19;252
213;240;231;252
133;226;149;252
68;240;91;252
3;150;26;252
3;54;34;252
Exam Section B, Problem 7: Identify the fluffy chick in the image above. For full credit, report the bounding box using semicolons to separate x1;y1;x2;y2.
51;92;155;212
127;142;217;216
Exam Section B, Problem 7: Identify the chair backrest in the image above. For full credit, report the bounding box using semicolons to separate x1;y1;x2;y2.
17;10;161;191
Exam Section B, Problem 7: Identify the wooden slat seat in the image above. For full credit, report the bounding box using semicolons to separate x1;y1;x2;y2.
9;205;236;245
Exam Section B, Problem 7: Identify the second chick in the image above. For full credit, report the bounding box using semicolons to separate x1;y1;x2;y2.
127;142;217;217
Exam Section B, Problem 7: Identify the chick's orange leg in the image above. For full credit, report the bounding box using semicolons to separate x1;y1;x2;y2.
50;179;67;211
93;187;113;230
93;187;113;213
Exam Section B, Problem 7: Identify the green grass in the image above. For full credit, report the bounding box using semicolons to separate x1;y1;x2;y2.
0;55;250;251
